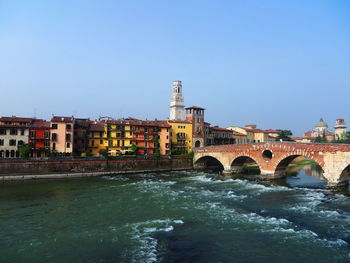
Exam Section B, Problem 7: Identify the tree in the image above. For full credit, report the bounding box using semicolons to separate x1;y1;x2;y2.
130;144;138;154
99;149;109;158
18;144;31;158
275;130;294;142
314;135;327;143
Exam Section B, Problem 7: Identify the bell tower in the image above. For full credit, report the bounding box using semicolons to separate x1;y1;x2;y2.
169;80;185;121
334;119;347;140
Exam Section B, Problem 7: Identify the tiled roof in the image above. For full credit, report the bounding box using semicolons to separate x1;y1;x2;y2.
210;126;232;132
167;120;192;124
185;106;205;110
0;116;33;122
232;131;246;136
90;122;105;131
31;120;51;128
51;116;74;123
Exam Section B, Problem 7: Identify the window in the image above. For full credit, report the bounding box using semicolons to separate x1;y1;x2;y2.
10;129;17;135
52;133;57;141
30;131;36;138
52;143;56;150
66;124;72;130
9;139;16;146
0;139;4;146
44;141;50;147
66;134;71;141
21;129;25;135
0;128;6;135
52;124;58;129
18;140;24;146
100;140;103;144
67;143;70;148
44;131;50;138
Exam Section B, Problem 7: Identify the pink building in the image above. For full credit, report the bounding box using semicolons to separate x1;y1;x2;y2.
50;116;74;156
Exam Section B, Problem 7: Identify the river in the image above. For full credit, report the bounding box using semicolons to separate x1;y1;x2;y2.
0;166;349;263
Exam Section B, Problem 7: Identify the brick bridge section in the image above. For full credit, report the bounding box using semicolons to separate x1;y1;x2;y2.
194;142;350;187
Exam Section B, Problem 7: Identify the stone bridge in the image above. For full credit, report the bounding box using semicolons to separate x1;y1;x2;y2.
194;142;350;187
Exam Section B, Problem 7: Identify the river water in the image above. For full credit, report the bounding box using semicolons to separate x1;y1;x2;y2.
0;167;350;263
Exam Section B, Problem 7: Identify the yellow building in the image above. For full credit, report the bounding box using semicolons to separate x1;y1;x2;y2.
104;120;133;156
88;122;106;156
167;120;193;154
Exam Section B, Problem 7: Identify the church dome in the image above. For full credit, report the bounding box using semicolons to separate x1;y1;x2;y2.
315;118;328;128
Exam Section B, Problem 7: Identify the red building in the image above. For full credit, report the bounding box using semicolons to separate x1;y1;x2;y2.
29;120;51;158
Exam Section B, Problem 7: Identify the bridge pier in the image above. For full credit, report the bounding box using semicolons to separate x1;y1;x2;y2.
260;169;284;179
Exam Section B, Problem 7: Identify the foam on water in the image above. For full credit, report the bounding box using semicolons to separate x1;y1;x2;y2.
121;218;184;263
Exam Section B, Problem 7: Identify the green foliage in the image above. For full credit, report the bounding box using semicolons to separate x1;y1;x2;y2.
314;135;328;143
153;148;161;158
130;144;138;154
18;144;31;158
99;149;109;158
333;132;350;144
81;152;92;157
275;130;294;142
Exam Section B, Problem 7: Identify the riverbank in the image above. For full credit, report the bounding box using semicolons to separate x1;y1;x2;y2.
0;157;193;181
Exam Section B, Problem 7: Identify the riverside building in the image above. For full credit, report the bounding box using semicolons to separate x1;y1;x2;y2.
0;116;33;158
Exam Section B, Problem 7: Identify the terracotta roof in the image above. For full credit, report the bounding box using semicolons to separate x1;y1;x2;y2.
153;120;171;128
232;131;246;136
210;126;232;132
51;116;74;123
0;116;33;123
167;120;192;124
90;122;105;131
31;120;50;128
265;129;280;133
185;106;205;110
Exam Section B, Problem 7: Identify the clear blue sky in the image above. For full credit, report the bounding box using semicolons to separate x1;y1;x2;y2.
1;0;350;136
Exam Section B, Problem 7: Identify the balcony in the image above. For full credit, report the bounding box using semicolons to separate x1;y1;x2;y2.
176;133;187;139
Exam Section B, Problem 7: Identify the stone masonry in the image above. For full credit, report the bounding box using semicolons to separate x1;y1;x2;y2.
194;142;350;187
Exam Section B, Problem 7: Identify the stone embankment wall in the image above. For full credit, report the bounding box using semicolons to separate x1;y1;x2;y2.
0;157;193;181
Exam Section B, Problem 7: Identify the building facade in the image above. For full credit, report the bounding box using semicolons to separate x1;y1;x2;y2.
186;106;205;148
168;120;192;154
73;118;91;156
88;122;105;156
29;119;51;158
0;117;33;158
50;116;75;156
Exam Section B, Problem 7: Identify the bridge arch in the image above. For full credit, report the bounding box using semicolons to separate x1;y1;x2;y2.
194;155;224;171
274;154;324;179
231;155;261;174
337;164;350;186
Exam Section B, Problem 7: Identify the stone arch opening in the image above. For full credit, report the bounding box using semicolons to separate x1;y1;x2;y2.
5;150;9;158
195;140;201;148
262;149;273;161
274;155;324;180
0;150;4;158
10;150;15;158
194;156;224;172
231;156;261;175
339;165;350;186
